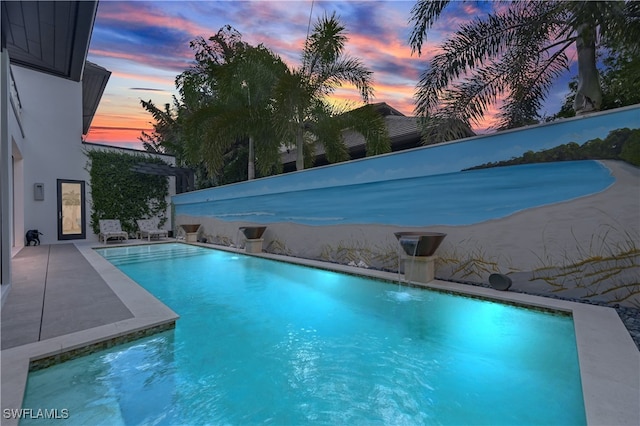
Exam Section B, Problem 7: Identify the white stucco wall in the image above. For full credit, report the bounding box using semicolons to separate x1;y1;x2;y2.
4;62;25;253
11;65;89;245
1;49;12;292
11;140;24;251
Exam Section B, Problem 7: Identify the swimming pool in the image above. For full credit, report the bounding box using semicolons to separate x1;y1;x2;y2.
23;244;586;425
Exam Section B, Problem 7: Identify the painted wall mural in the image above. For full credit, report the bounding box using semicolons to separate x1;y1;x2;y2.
173;105;640;307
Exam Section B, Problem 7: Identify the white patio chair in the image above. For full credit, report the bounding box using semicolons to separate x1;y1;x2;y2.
98;220;128;244
136;219;168;241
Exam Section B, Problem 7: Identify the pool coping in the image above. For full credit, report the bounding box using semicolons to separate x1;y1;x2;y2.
2;241;638;425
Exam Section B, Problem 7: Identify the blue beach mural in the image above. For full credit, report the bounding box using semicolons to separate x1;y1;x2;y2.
176;161;614;227
173;106;638;205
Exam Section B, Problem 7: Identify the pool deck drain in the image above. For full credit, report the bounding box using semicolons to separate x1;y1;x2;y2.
1;241;638;426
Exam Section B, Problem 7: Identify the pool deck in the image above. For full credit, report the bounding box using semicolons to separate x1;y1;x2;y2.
1;241;639;425
1;242;178;425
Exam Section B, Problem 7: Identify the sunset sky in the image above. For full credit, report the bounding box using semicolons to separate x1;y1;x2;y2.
84;0;575;150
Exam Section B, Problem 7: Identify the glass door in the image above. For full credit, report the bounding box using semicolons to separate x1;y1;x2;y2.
57;179;86;240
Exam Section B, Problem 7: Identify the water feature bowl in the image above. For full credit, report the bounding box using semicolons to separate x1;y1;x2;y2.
180;224;201;233
240;226;267;240
180;224;201;242
394;232;446;257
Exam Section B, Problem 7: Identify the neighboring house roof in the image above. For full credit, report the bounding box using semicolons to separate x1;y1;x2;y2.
281;102;423;171
280;115;421;165
2;1;108;134
368;102;405;117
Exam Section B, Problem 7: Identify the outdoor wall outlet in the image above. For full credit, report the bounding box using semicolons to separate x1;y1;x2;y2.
34;183;44;201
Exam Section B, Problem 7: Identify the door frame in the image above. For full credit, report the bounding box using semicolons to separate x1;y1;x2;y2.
57;179;86;240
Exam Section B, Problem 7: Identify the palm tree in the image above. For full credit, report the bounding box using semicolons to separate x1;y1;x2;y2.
275;12;390;170
180;28;288;181
554;41;640;119
142;16;390;180
140;92;223;188
139;99;181;156
408;0;640;139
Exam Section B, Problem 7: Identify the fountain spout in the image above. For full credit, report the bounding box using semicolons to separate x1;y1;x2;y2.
394;232;446;284
239;226;267;240
239;226;267;253
180;224;201;243
394;232;446;256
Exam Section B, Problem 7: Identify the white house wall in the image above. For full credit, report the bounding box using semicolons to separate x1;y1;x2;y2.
11;65;88;245
1;49;12;291
11;138;24;253
10;67;177;245
8;67;25;253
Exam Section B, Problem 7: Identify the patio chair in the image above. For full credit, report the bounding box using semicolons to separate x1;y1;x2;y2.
137;219;169;241
98;220;128;244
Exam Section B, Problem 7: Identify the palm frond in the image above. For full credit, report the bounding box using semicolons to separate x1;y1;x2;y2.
498;40;571;129
320;57;374;102
440;65;507;126
601;0;640;55
338;104;391;156
415;1;582;132
272;70;310;146
408;0;452;55
302;12;347;77
419;116;475;144
414;6;535;118
315;124;349;164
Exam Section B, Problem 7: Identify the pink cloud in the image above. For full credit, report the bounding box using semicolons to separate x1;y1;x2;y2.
89;49;192;74
97;3;211;39
108;70;177;88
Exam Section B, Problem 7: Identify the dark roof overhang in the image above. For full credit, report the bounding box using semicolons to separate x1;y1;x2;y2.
131;162;195;194
130;162;192;176
2;1;99;82
82;61;111;134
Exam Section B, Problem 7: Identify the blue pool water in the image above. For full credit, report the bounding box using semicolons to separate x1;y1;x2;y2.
23;244;586;425
175;160;614;226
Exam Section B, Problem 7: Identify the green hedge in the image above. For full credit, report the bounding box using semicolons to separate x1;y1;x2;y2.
86;150;169;236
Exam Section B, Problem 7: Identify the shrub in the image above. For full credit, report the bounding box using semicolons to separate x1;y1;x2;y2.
86;150;169;236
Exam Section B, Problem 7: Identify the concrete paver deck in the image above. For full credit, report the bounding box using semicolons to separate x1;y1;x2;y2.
1;244;133;349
